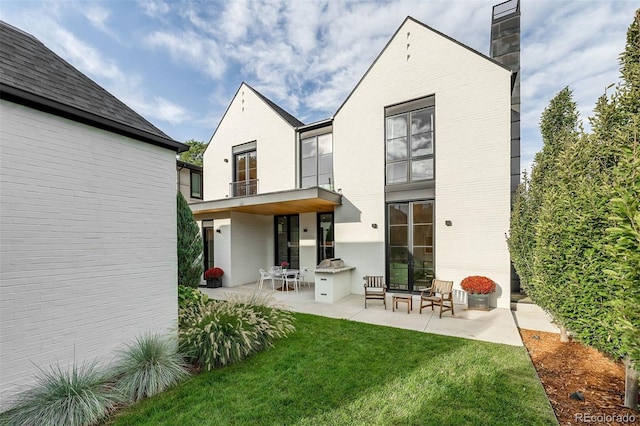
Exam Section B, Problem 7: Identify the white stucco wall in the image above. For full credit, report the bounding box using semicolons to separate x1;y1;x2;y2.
333;19;512;307
203;84;298;200
229;212;273;286
0;101;178;408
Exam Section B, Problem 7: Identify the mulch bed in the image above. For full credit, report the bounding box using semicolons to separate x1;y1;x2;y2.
520;329;639;425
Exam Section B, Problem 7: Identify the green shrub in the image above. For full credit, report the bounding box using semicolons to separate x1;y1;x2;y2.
177;192;203;288
178;285;208;311
111;334;190;403
1;361;121;426
179;291;295;370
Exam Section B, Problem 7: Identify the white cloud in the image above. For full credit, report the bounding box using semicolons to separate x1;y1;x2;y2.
83;4;119;40
127;96;191;125
219;0;252;42
138;0;169;18
145;30;226;79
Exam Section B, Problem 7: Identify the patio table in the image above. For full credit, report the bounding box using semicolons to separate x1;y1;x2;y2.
392;294;413;313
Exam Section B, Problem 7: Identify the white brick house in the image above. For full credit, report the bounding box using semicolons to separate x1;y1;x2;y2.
191;16;513;309
0;21;185;407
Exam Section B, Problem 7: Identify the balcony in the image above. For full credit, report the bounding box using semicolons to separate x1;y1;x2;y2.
229;179;258;197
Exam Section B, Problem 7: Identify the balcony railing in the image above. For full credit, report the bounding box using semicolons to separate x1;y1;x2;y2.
229;179;258;197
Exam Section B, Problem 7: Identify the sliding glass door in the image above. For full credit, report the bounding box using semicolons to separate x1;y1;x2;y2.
387;200;434;292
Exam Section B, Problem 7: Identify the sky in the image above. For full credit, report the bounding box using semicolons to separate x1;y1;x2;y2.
1;0;637;173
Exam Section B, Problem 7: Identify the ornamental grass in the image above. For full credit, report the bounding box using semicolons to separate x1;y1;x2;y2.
178;290;295;371
1;361;122;426
110;333;190;403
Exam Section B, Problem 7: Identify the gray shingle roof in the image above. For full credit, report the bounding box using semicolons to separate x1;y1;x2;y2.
245;83;304;128
0;21;185;152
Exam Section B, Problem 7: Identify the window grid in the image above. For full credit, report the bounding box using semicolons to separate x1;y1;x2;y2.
300;134;333;190
385;106;434;185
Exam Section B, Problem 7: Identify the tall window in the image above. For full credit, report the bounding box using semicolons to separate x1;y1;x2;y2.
301;133;333;189
386;106;434;184
233;150;257;196
190;170;202;199
317;212;334;263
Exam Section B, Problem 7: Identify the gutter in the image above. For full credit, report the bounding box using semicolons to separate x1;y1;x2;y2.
0;83;187;153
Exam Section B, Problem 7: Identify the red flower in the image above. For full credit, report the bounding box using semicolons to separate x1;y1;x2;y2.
460;276;496;294
204;267;224;279
280;261;289;268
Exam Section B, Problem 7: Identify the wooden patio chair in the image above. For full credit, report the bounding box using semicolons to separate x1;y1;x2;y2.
419;279;454;318
364;276;386;309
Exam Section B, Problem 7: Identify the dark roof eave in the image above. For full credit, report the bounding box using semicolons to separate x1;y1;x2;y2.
296;118;333;131
1;83;187;153
177;160;203;171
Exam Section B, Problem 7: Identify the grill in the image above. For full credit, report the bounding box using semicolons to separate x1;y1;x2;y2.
317;258;345;269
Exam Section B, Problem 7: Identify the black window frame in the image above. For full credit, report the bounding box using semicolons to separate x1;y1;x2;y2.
300;132;333;190
190;169;203;199
317;212;335;264
385;96;435;187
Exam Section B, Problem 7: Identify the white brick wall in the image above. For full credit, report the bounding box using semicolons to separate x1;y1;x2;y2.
333;19;512;308
203;84;298;200
0;101;178;408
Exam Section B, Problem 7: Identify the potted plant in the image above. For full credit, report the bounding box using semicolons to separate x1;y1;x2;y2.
280;261;289;269
204;267;224;288
461;276;496;310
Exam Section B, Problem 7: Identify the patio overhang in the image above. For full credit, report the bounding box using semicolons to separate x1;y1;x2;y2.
190;187;342;219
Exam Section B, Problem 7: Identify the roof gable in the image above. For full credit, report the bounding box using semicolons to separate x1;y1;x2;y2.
244;83;304;128
0;21;184;152
334;16;510;117
204;82;304;154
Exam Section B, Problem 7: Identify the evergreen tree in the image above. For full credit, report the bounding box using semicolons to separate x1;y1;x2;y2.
546;10;639;409
177;192;203;288
605;121;640;410
507;87;581;341
600;10;640;409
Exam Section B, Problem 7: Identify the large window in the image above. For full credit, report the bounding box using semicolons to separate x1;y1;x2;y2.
233;149;257;196
301;133;333;189
386;105;434;185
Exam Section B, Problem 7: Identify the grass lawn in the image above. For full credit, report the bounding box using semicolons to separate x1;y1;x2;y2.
109;313;557;425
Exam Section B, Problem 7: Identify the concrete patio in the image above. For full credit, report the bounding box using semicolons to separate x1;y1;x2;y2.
200;282;559;347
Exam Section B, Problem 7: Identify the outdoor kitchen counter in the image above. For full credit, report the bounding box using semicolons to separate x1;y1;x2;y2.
314;266;355;303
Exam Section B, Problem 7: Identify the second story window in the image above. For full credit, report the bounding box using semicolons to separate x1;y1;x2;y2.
385;97;435;185
233;149;257;196
301;133;333;189
190;170;202;199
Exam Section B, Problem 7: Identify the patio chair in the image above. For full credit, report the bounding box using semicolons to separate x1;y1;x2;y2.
419;279;454;318
364;276;386;309
298;266;310;288
283;270;300;293
257;268;274;291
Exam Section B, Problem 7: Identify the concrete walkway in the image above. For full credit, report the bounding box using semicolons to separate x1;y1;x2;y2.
200;283;559;347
